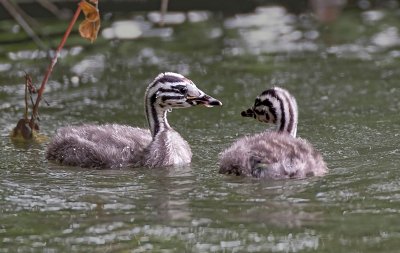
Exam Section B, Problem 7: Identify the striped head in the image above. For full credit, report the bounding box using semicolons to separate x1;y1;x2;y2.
241;87;298;137
146;72;222;109
145;72;222;137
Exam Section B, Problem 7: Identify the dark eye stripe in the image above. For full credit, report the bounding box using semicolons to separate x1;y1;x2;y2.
257;99;277;123
254;108;271;121
158;86;187;95
158;88;175;93
171;85;188;94
171;85;186;90
161;95;185;102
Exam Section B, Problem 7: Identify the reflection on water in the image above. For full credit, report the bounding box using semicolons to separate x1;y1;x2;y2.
1;2;400;252
71;54;105;84
224;6;318;54
8;47;83;61
101;11;211;41
102;21;143;40
148;12;186;25
372;27;400;48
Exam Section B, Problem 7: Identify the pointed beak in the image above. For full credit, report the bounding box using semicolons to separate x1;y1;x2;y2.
186;94;222;107
241;108;255;117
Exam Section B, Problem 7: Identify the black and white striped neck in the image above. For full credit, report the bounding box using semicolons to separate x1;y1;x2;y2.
145;94;170;138
254;87;298;137
145;73;182;138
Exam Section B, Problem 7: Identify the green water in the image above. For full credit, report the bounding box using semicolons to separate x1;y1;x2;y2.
1;4;400;252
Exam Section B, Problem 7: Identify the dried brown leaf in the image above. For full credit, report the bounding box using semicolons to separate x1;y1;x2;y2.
78;1;100;43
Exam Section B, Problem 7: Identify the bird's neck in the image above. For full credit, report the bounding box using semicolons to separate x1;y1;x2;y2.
275;119;297;138
274;103;298;138
153;109;171;138
145;96;171;138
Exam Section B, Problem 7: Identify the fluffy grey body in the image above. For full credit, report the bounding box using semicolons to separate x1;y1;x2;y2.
219;87;327;179
46;72;221;169
219;131;327;179
46;124;152;168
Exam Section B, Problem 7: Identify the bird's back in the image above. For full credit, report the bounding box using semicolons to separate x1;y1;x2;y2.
219;131;327;179
46;124;152;168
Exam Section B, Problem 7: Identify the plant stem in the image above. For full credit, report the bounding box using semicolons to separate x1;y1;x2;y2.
24;75;28;121
29;3;82;129
160;0;169;26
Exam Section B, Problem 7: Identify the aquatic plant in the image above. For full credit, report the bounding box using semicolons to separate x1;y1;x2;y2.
11;0;101;140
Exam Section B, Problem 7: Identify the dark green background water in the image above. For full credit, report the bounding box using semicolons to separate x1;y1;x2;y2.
1;3;400;252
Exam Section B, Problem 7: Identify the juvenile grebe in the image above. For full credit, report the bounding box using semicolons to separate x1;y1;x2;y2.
47;72;222;168
219;87;327;179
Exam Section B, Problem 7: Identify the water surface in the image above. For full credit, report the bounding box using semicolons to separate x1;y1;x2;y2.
1;4;400;252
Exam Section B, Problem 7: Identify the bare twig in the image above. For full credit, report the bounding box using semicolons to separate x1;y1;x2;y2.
7;0;40;28
160;0;169;26
36;0;72;20
29;3;82;129
0;0;46;50
24;74;29;121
